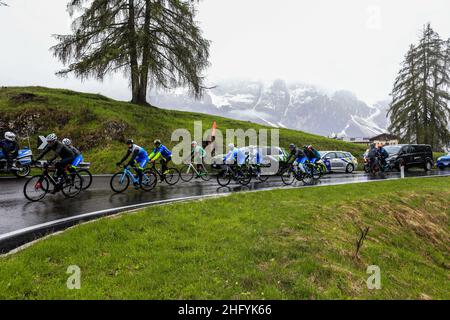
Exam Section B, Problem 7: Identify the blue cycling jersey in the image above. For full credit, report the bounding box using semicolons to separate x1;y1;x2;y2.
72;154;84;167
150;144;172;160
224;148;246;165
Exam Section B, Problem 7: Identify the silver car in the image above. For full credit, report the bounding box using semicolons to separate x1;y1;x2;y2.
320;151;358;173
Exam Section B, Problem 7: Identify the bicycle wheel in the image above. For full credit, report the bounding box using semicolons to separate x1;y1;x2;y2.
164;168;181;185
237;168;252;186
180;165;195;182
318;163;327;177
62;172;83;198
301;172;314;185
24;175;49;202
77;169;93;190
200;170;211;181
281;167;296;185
217;169;231;187
311;165;321;180
141;170;158;191
110;172;130;193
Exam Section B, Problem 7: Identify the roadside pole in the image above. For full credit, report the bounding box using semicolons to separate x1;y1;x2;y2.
400;165;405;179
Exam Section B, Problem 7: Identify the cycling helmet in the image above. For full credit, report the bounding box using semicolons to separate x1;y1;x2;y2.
126;139;134;145
307;145;313;150
154;139;161;145
191;141;198;146
228;143;235;150
46;133;57;142
289;143;295;149
62;138;72;146
4;131;16;142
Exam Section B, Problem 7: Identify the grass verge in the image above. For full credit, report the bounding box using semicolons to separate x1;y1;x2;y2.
0;177;449;299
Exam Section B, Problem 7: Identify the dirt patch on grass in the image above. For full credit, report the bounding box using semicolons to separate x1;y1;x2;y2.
340;192;450;250
62;120;129;150
389;205;448;247
0;108;71;136
8;92;48;104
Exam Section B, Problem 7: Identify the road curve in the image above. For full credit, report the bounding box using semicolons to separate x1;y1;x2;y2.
0;170;449;252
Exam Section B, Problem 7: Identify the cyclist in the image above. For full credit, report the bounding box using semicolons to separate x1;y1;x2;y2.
149;139;172;179
249;146;262;178
191;141;206;177
116;139;149;187
367;143;379;171
34;133;76;191
62;138;83;169
223;143;246;166
377;143;389;171
305;145;321;164
0;131;19;170
286;144;307;172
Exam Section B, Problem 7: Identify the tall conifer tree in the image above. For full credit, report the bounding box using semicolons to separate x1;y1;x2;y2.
52;0;210;105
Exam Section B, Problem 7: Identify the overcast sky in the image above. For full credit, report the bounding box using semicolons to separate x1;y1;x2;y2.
1;0;450;104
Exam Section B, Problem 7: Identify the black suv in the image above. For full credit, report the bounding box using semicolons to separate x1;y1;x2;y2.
384;144;434;171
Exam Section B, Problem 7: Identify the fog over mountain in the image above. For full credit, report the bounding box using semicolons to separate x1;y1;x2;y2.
149;79;391;138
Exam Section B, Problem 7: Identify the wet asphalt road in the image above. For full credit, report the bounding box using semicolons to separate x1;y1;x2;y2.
0;170;449;235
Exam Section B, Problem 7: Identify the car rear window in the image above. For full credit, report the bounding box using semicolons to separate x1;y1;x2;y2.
384;145;402;155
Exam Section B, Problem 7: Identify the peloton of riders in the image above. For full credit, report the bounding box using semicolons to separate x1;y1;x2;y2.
17;131;392;188
286;143;321;172
30;133;177;188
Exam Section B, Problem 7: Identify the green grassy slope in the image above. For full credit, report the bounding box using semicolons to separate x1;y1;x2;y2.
0;177;448;299
0;86;367;173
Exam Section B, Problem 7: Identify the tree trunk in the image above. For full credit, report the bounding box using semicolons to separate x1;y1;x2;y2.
137;0;152;105
128;0;140;104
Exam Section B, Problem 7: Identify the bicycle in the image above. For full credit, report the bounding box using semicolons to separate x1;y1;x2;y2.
24;162;83;202
110;165;158;193
47;161;92;191
217;163;252;187
280;164;301;185
149;162;181;185
180;162;210;182
280;163;314;185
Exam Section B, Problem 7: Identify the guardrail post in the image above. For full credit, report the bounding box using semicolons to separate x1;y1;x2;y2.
400;165;405;179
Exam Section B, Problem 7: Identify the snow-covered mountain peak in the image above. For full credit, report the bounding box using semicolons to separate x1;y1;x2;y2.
149;79;390;138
